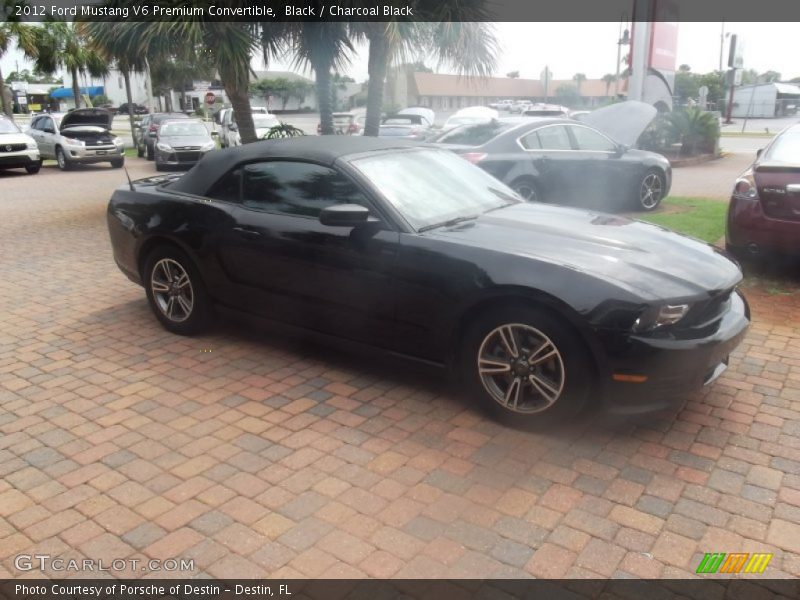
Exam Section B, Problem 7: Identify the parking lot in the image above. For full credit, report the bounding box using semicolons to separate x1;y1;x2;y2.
1;159;800;579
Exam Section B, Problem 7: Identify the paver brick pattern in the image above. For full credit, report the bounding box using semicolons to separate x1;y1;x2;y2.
1;164;800;579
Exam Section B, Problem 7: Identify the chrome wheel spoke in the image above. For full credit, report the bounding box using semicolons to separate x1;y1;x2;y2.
151;258;194;323
479;357;512;375
529;373;560;402
528;341;558;365
165;297;176;319
504;377;523;409
175;273;190;289
176;294;192;315
498;325;519;358
151;279;170;293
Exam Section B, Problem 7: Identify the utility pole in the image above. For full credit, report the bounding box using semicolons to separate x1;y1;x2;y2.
719;22;725;73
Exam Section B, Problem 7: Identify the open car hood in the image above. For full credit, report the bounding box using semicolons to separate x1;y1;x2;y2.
576;101;657;147
60;108;114;130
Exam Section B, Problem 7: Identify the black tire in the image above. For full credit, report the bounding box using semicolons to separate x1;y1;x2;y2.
143;246;212;335
145;143;154;161
137;144;144;158
111;158;124;168
460;304;592;425
25;162;41;174
636;169;666;211
511;177;541;203
55;147;71;171
155;162;164;172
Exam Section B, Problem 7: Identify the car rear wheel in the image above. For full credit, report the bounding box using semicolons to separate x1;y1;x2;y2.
511;178;541;202
136;144;144;158
460;305;591;424
145;144;154;161
144;246;212;335
637;170;665;211
25;163;41;174
55;147;71;171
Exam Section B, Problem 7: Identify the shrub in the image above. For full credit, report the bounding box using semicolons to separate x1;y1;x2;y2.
665;107;719;156
263;123;305;139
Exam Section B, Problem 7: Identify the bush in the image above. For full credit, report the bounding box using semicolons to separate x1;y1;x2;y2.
263;123;305;139
665;108;719;156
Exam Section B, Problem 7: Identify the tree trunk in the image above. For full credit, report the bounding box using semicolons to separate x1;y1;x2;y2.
122;69;136;142
180;89;187;112
0;65;11;117
224;80;256;144
71;67;81;109
316;66;334;135
364;32;389;137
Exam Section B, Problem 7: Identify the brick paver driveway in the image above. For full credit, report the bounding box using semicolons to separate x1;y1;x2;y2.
2;161;800;579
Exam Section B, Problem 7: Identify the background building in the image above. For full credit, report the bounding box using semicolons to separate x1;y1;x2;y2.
730;82;800;118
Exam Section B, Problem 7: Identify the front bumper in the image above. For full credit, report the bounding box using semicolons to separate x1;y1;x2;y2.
65;143;124;163
602;289;750;414
0;149;40;168
155;148;211;167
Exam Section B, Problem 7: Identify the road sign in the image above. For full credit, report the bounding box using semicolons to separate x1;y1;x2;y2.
204;92;216;105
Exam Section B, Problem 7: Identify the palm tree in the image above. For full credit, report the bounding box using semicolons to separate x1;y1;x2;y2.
32;22;108;110
354;16;498;137
572;73;586;103
82;22;149;140
278;19;353;135
0;21;37;117
601;73;616;97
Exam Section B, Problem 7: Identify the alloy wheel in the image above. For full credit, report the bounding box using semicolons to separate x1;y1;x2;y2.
640;173;663;210
477;323;565;414
150;258;194;323
514;183;538;202
56;148;66;169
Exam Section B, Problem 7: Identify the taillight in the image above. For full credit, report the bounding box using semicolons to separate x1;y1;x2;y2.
462;153;487;164
733;172;758;200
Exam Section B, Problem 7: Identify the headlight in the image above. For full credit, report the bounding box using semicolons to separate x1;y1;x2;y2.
63;137;85;147
114;137;124;146
200;141;215;151
632;303;690;332
156;142;172;152
733;171;758;200
26;141;37;150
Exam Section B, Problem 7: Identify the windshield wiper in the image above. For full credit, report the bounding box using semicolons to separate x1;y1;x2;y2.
418;215;479;232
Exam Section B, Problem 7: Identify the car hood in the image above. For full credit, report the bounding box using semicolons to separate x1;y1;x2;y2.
0;132;36;146
158;135;211;147
427;203;741;300
576;101;657;147
60;108;114;130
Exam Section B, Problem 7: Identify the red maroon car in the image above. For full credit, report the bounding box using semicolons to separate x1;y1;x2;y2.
727;123;800;258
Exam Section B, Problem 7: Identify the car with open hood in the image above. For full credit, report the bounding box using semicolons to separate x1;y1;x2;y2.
726;123;800;259
154;119;216;171
0;115;41;175
434;101;671;212
27;108;124;170
106;137;749;424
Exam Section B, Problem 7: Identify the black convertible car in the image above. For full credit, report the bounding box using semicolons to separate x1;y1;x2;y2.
107;137;749;423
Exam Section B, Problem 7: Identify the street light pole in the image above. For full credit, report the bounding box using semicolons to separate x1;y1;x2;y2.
719;22;725;73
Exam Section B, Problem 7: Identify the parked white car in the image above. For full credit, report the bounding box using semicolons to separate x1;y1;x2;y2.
217;107;278;147
442;106;499;132
0;115;41;174
27;108;124;170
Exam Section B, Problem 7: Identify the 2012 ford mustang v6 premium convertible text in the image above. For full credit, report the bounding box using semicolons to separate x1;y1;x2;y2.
107;137;750;423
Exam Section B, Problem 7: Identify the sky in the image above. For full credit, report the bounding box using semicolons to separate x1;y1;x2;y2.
2;22;798;83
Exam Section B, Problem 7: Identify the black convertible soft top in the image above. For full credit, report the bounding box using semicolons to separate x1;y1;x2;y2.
169;136;420;195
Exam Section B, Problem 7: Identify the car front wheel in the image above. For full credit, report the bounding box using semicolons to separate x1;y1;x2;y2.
25;162;41;174
637;170;665;211
145;144;154;161
55;147;71;171
461;305;591;424
111;158;124;168
144;247;212;335
511;178;541;202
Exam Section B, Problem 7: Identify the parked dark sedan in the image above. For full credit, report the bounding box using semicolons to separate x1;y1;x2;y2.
726;123;800;259
107;137;748;423
136;112;191;160
154;120;216;171
434;101;672;212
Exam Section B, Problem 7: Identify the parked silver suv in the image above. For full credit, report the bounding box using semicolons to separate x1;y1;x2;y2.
27;108;125;170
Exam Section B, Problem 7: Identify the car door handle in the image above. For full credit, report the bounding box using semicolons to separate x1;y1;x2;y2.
233;226;262;240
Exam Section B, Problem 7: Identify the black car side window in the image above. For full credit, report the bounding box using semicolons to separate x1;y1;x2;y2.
207;168;242;204
240;161;368;218
534;125;572;150
570;125;617;152
520;131;542;150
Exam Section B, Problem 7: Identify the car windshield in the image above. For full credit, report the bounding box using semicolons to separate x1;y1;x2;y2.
252;114;277;128
161;122;208;136
446;116;488;127
351;148;521;231
765;131;800;163
434;120;516;145
0;119;21;134
383;117;420;125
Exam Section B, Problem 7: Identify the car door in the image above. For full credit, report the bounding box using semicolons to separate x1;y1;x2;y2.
36;116;57;158
565;124;626;209
517;124;581;203
210;159;401;348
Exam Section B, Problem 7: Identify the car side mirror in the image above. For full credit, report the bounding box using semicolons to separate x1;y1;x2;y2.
44;127;55;134
229;124;238;132
756;148;763;158
319;204;371;227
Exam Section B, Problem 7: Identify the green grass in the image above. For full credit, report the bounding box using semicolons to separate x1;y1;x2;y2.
637;196;727;243
124;147;139;158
